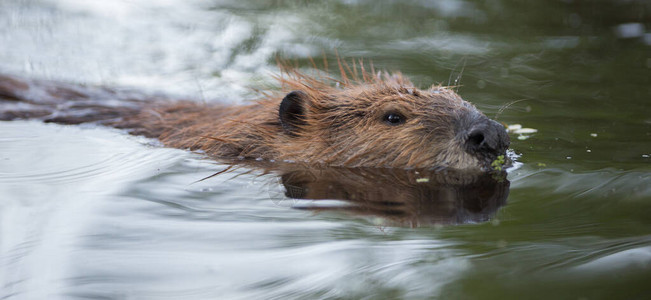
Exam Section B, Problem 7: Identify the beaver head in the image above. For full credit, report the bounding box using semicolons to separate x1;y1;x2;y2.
275;73;510;171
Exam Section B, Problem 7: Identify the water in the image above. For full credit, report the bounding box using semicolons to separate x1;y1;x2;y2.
1;0;650;298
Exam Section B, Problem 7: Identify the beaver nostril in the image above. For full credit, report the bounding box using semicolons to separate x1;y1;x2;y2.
467;130;486;150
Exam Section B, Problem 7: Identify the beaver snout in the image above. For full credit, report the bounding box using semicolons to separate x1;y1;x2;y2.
464;119;510;158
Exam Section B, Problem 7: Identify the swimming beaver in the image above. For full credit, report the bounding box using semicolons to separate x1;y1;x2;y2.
0;67;509;171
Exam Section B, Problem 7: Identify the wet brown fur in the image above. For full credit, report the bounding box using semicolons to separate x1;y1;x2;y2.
0;64;496;170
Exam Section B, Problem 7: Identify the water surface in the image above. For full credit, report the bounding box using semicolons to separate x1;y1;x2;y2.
1;0;650;299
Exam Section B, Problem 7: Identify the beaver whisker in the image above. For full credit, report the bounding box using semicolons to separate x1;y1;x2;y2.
447;57;467;93
191;165;234;184
494;98;529;121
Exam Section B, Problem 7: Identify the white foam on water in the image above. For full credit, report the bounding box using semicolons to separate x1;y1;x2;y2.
0;0;312;104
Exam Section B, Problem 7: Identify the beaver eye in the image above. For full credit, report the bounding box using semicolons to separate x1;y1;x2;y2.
384;113;405;125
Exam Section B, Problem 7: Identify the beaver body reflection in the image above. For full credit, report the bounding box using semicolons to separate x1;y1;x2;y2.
0;65;509;171
245;162;509;227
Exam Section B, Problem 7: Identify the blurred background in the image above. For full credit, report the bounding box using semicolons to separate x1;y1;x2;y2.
0;0;650;299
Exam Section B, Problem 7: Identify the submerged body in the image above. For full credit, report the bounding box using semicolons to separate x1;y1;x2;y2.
0;69;509;171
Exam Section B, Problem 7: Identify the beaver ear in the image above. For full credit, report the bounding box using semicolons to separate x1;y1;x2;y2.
279;90;309;136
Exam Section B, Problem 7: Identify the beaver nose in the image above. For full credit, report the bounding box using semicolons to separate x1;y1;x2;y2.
465;119;510;156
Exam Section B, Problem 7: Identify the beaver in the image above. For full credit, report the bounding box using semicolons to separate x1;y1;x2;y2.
0;66;510;171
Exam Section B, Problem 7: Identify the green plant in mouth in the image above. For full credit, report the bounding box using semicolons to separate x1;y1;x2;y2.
491;155;506;171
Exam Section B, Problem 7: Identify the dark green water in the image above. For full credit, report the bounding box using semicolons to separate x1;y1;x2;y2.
0;0;650;299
